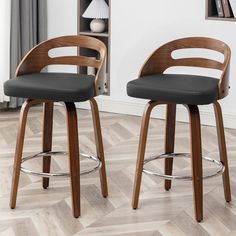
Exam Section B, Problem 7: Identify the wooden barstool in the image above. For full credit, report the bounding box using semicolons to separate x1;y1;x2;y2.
127;37;231;222
4;35;108;218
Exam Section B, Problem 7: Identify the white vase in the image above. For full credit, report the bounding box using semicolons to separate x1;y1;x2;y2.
90;19;105;33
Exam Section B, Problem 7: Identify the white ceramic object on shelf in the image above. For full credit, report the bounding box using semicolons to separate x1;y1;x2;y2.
82;0;109;33
90;19;106;33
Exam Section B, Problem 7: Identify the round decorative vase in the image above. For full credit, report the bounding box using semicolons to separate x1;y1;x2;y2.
90;19;106;33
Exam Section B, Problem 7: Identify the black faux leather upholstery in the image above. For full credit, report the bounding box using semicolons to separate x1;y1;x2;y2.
4;73;96;102
127;74;219;105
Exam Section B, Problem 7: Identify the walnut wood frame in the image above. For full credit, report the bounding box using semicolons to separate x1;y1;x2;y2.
16;35;107;95
10;35;108;218
132;37;231;222
139;37;231;99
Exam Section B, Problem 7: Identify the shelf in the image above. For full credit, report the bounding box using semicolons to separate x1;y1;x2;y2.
79;31;109;37
78;0;110;96
206;0;236;22
206;16;236;22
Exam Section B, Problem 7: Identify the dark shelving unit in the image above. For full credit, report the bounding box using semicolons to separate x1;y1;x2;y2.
78;0;110;95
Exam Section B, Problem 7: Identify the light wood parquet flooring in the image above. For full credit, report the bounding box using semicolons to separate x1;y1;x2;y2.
0;103;236;236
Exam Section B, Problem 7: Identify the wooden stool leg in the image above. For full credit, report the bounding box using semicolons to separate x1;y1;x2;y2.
186;104;203;222
42;102;54;189
90;98;108;197
10;99;38;209
213;102;231;202
164;104;176;191
132;101;160;209
65;102;80;218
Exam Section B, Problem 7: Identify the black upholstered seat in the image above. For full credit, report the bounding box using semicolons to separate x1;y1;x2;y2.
4;72;96;102
127;74;219;105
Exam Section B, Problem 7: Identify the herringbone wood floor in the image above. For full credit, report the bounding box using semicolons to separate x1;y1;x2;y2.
0;103;236;236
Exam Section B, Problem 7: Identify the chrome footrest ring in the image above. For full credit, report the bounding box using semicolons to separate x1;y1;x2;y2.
20;151;102;177
143;153;225;181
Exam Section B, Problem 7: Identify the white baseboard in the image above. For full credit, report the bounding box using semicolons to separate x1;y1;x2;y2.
72;97;236;129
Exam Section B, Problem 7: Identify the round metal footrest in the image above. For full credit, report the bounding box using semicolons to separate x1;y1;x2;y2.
20;151;102;177
143;153;225;181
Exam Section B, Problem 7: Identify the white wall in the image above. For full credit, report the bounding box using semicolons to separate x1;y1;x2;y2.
47;0;78;73
48;0;236;128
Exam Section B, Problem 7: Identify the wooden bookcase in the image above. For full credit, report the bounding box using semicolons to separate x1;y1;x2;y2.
78;0;110;95
206;0;236;21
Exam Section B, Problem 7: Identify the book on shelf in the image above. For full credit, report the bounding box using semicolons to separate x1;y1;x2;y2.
229;0;236;17
222;0;233;17
215;0;224;17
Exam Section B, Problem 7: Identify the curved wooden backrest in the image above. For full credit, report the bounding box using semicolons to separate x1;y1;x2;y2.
140;37;231;99
16;35;107;95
